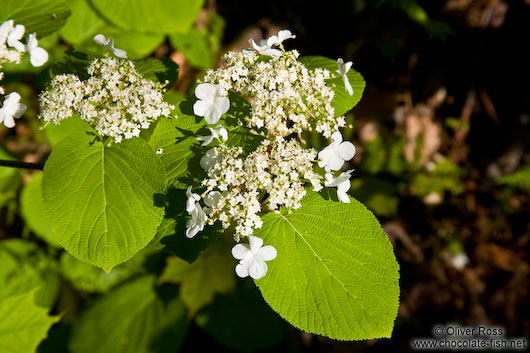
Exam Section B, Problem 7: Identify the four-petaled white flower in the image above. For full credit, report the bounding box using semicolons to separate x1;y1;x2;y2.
318;131;356;171
325;169;353;203
186;186;201;213
196;124;228;146
232;235;277;280
186;204;208;238
249;29;296;58
7;24;25;52
337;58;353;96
0;92;26;128
93;34;127;59
185;186;208;238
248;39;283;58
0;20;14;44
200;148;223;172
266;29;296;47
26;33;48;67
193;83;230;124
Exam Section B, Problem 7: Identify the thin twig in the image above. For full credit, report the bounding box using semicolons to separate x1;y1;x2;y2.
0;159;44;170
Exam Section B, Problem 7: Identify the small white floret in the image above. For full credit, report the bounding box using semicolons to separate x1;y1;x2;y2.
232;235;277;280
93;34;127;58
186;204;208;238
266;29;296;47
186;186;201;213
26;33;48;67
337;58;353;96
193;83;230;124
325;169;354;203
7;24;25;52
248;39;283;58
196;124;228;146
318;131;356;171
0;92;26;128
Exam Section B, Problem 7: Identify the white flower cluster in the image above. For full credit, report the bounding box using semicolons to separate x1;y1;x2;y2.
1;19;48;128
39;56;173;143
186;30;358;280
203;49;344;138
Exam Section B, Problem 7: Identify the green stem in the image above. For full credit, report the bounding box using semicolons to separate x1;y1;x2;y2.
0;159;44;170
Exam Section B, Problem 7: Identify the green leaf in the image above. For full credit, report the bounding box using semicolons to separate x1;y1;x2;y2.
59;0;102;44
196;282;287;352
153;188;222;263
42;133;166;271
0;0;70;38
134;58;179;90
69;276;189;353
48;50;93;80
20;173;59;246
254;192;400;340
159;242;236;316
170;29;213;69
0;239;60;309
300;56;365;117
60;247;149;293
0;146;21;198
0;290;60;353
89;0;204;34
44;115;93;146
148;113;205;189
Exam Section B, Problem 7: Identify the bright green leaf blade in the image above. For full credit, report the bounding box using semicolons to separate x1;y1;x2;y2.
254;192;400;340
44;115;94;146
0;239;60;309
195;282;287;352
0;0;71;38
69;276;189;353
148;114;205;188
170;29;213;69
59;0;102;44
300;56;365;117
160;242;236;316
60;246;150;293
134;58;179;90
89;0;204;34
20;173;59;247
42;133;166;271
0;290;60;353
0;146;21;196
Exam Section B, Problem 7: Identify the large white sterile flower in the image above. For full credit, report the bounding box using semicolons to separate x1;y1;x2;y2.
0;20;14;44
196;124;228;146
186;186;201;213
337;58;353;96
193;83;230;124
0;92;26;128
248;39;283;58
318;131;356;171
26;33;48;67
232;235;277;280
186;204;208;238
266;29;296;47
200;148;223;172
325;169;353;203
7;24;25;52
93;34;127;58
